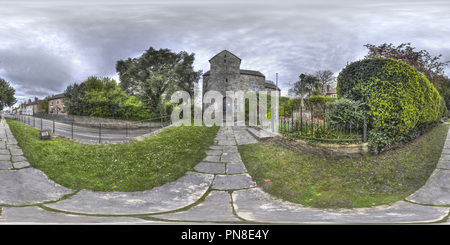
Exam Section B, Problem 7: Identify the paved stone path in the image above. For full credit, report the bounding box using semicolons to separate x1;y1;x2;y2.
1;115;450;224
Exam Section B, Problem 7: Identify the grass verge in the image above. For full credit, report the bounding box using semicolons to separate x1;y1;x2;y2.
239;122;449;209
6;118;219;192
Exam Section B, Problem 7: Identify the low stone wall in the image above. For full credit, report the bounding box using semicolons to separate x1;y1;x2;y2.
70;116;170;129
268;134;369;157
33;113;169;129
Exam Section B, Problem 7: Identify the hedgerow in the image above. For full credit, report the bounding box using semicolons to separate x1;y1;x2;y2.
337;57;443;152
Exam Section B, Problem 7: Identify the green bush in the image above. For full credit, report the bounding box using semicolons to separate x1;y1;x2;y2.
439;96;449;119
326;99;365;126
306;95;326;105
337;58;442;152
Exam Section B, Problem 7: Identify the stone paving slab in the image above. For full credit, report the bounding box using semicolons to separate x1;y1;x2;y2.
0;154;10;161
0;206;151;224
232;188;449;224
218;140;236;146
9;149;23;156
406;169;450;205
437;160;450;169
150;191;242;222
0;149;10;155
45;172;214;215
0;160;13;170
203;155;220;162
0;168;73;206
220;152;241;162
13;161;30;169
212;173;256;190
233;127;259;145
194;162;226;174
226;161;247;174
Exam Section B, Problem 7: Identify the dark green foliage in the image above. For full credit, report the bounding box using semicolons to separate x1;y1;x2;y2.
326;99;365;126
64;76;150;120
437;76;450;112
116;47;202;116
0;78;17;110
337;58;442;152
439;96;449;119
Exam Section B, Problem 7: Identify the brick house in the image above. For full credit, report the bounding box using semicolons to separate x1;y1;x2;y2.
325;87;337;98
20;97;44;115
48;93;67;115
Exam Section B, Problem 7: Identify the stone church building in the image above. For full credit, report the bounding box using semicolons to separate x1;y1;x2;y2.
201;50;279;122
202;50;279;96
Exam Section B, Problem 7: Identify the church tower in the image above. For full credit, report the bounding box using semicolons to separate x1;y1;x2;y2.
203;50;241;97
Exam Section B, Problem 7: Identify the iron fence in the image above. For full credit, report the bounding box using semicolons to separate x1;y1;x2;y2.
278;105;368;143
8;114;170;143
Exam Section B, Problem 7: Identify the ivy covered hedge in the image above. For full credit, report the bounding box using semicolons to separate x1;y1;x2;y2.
337;57;445;152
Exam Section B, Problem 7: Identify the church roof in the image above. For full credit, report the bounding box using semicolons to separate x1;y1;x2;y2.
208;50;241;62
202;69;265;78
264;81;281;91
240;69;265;77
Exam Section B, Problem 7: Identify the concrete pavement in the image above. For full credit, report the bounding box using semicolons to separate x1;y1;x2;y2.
1;116;450;224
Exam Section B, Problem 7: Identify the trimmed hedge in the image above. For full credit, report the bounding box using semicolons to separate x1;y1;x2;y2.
337;57;442;152
326;98;365;126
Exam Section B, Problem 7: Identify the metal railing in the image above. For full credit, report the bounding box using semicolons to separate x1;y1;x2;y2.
278;105;368;144
8;114;170;143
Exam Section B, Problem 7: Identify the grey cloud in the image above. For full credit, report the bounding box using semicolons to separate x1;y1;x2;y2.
1;0;450;105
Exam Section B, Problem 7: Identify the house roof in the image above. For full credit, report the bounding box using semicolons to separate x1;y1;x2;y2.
49;93;64;100
208;50;241;62
326;88;337;94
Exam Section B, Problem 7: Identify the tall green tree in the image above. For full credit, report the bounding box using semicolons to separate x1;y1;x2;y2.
364;43;449;87
0;78;17;111
438;76;450;109
64;76;150;119
115;47;202;116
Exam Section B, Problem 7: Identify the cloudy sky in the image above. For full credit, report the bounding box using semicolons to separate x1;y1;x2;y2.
1;0;450;107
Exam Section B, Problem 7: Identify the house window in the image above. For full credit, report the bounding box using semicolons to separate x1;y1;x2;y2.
56;100;59;105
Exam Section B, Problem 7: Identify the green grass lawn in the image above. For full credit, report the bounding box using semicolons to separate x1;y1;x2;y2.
6;118;219;192
239;122;449;209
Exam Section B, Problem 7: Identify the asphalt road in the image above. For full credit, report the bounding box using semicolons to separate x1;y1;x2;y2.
6;115;158;142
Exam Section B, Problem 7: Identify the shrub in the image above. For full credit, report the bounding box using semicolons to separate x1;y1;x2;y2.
306;95;326;106
439;96;449;119
337;58;442;152
326;99;365;126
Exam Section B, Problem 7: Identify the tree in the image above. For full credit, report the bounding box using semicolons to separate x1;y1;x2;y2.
64;76;149;119
115;47;202;116
289;73;320;107
314;70;335;95
364;43;449;87
438;76;450;109
38;95;51;114
0;78;17;111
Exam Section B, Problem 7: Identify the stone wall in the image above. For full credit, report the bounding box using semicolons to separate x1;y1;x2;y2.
70;116;170;129
240;74;265;92
33;113;169;129
267;134;369;157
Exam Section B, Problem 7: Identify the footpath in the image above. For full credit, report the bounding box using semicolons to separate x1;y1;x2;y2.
1;116;450;224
